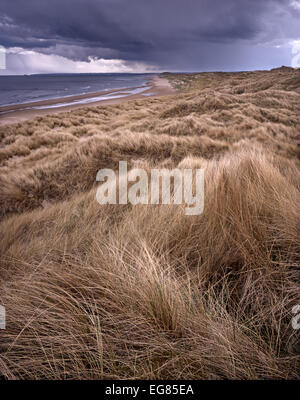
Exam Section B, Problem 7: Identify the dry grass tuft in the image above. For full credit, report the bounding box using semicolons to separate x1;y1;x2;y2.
0;67;300;379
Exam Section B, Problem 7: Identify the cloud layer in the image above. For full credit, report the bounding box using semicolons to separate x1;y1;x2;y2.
0;0;299;73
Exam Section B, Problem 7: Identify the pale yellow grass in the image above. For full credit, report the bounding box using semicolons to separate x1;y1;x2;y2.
0;67;299;379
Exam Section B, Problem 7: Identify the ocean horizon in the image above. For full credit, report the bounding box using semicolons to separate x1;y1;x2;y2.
0;73;156;107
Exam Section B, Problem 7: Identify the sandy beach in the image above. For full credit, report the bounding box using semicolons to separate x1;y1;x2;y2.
0;76;175;126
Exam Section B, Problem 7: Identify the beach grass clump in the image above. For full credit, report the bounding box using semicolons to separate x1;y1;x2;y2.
0;66;299;379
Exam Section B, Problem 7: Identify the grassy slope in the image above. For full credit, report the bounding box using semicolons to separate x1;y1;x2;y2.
0;67;299;379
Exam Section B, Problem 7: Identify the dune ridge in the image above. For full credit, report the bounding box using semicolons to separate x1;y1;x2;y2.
0;67;299;379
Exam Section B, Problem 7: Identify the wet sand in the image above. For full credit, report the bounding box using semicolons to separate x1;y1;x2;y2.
0;76;175;126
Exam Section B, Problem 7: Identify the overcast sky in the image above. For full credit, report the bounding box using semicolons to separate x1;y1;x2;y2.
0;0;300;74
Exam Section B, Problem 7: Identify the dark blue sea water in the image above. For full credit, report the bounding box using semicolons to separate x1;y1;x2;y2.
0;73;155;107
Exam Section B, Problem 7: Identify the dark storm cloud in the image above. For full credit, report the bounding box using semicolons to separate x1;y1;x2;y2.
0;0;299;71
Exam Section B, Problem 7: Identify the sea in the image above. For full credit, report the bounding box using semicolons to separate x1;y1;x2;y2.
0;73;155;108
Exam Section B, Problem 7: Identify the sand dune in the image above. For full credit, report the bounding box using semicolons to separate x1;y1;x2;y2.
0;67;299;380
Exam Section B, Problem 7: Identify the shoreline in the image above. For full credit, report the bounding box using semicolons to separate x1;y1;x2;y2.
0;76;175;126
